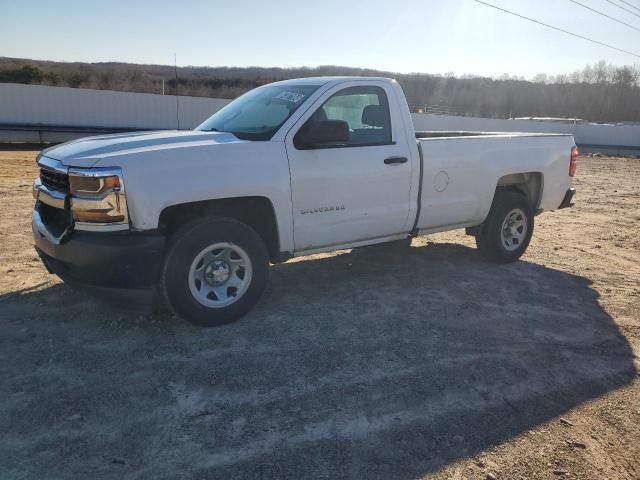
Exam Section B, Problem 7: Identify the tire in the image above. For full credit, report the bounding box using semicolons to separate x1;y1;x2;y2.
475;190;534;263
162;217;269;327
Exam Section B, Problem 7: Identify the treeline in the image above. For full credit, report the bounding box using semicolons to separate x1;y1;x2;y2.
1;57;639;122
400;61;640;122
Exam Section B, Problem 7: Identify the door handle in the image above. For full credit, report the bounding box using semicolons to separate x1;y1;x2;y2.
384;156;408;165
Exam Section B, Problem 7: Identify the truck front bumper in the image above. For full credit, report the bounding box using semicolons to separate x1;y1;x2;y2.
558;188;576;209
33;219;165;290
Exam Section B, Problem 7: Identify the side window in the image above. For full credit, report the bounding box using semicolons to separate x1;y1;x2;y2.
295;86;392;148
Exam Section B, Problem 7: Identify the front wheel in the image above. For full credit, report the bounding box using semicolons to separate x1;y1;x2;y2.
162;218;269;327
475;190;534;263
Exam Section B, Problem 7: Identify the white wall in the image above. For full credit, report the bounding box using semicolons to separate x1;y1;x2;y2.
0;83;230;130
1;83;639;153
411;113;640;152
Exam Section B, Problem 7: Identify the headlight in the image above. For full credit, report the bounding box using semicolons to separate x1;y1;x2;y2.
69;174;120;195
68;167;129;230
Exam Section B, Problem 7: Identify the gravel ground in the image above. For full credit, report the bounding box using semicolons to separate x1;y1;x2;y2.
0;148;638;480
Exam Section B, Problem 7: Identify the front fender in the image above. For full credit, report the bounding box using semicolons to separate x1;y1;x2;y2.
97;141;295;253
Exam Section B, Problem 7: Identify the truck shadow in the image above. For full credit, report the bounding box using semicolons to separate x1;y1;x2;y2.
1;241;636;479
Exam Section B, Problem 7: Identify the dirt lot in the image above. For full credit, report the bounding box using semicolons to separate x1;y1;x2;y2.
1;148;639;480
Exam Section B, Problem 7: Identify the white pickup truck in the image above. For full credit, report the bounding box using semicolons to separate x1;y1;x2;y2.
33;77;577;326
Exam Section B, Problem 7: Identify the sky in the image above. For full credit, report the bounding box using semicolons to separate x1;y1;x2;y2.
1;0;639;78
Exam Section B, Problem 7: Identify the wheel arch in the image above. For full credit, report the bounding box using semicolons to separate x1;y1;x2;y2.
467;172;542;236
495;172;543;213
158;196;282;262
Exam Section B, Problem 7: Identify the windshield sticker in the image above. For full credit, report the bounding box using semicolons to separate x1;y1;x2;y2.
276;91;306;103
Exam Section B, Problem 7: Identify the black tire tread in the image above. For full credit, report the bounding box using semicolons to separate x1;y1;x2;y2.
475;190;534;264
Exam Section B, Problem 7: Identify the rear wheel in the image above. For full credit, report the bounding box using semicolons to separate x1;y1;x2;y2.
162;218;269;326
475;190;534;263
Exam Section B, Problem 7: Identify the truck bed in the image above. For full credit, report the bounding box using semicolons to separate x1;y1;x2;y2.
413;132;575;234
415;131;573;139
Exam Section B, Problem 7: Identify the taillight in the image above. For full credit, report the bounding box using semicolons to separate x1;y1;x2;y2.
570;146;578;177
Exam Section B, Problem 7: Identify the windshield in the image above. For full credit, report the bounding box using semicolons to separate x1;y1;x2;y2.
196;84;320;141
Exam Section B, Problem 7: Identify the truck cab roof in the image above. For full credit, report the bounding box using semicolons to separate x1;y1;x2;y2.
268;76;396;87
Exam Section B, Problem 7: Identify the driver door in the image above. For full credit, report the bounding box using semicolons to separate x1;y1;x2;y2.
285;82;413;252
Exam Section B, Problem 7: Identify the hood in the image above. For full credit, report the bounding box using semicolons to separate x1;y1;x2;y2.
44;130;244;168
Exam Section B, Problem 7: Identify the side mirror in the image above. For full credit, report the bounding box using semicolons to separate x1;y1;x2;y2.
294;120;349;149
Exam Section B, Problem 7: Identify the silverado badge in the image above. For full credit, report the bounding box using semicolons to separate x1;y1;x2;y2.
300;205;345;215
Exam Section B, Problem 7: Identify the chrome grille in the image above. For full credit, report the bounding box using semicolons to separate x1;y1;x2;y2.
40;168;69;193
